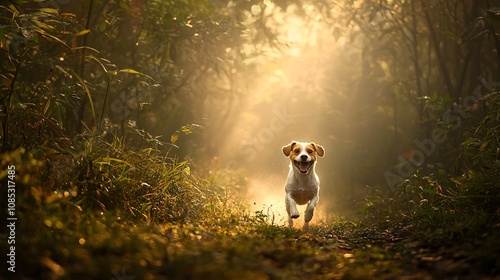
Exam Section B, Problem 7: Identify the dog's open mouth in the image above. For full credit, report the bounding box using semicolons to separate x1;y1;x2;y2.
294;160;313;173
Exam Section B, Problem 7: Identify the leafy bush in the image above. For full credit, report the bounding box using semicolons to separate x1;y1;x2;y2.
362;89;500;264
452;91;500;211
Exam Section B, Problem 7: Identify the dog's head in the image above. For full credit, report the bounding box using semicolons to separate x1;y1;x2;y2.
282;141;325;174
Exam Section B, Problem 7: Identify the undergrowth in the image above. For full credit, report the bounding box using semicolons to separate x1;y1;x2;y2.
363;90;500;276
0;132;259;279
1;128;498;279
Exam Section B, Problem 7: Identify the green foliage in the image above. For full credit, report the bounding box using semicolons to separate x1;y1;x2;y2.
362;86;500;277
451;91;500;211
38;133;245;224
0;135;255;278
1;2;82;149
0;0;266;154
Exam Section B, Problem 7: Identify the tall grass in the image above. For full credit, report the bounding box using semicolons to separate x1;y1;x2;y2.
42;132;246;224
0;129;258;279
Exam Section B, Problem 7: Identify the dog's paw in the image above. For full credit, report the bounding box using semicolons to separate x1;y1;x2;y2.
304;210;314;222
290;207;300;219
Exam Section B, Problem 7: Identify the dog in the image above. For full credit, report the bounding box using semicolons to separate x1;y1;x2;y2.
282;141;325;229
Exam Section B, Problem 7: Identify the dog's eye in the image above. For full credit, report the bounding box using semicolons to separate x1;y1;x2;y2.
307;149;313;154
293;149;300;154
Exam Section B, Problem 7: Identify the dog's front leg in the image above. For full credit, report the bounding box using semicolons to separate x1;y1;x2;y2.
303;194;319;229
285;193;300;227
286;207;293;228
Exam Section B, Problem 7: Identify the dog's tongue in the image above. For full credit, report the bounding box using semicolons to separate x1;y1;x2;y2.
299;162;309;172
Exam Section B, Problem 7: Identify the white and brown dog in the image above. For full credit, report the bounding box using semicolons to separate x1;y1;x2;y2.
282;141;325;229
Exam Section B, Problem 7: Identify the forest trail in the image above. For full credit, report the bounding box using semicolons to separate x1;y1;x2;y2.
169;218;497;280
8;168;498;280
16;210;497;280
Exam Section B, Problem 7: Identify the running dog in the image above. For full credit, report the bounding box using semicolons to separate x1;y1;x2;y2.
282;141;325;229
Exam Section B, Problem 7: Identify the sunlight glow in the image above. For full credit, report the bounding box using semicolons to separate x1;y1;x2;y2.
289;47;301;57
216;4;352;222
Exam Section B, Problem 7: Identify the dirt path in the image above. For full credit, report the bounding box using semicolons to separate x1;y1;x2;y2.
10;212;499;279
145;218;498;280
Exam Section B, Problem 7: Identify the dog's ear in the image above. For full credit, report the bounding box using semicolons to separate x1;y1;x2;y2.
282;141;297;157
312;143;325;157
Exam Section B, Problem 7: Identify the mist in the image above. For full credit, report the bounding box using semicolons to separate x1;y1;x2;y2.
192;3;419;222
168;1;499;225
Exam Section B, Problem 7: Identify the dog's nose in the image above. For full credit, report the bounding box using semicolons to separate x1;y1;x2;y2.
300;155;308;161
